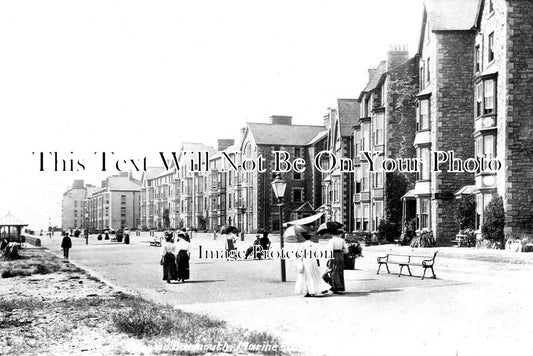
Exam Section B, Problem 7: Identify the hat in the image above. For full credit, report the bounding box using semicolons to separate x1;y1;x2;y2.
316;221;344;235
220;225;240;235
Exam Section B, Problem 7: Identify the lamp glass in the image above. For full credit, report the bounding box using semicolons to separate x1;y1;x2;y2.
271;175;287;199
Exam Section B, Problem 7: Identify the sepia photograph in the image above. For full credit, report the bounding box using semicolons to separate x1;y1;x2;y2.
1;0;533;355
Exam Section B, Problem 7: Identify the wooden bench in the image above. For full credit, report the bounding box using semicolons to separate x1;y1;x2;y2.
377;251;438;280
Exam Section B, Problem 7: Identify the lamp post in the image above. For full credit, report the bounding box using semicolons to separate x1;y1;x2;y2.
324;176;332;222
238;204;246;241
49;218;52;238
84;213;89;245
271;173;287;282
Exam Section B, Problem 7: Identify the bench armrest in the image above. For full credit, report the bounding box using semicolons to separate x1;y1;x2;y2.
377;255;389;262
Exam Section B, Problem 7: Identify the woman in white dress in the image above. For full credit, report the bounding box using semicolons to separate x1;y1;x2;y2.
294;232;330;297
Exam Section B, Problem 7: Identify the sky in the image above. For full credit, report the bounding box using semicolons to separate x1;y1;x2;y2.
0;0;423;229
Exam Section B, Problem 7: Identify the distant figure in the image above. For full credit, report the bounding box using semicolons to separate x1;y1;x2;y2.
245;235;262;259
61;233;72;260
104;230;110;240
260;231;271;252
180;228;190;242
124;229;130;244
175;232;191;282
160;234;178;283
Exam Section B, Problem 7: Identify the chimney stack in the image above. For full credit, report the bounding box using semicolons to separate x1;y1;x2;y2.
217;139;235;151
270;115;292;125
387;44;409;71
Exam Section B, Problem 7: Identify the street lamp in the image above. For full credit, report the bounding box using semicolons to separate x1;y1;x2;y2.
84;212;89;245
238;204;247;241
271;173;287;282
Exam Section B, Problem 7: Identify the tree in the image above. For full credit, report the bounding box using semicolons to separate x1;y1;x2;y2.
481;194;505;243
454;195;476;231
162;209;170;229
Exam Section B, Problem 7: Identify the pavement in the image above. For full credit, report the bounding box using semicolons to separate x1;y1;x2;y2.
38;232;533;356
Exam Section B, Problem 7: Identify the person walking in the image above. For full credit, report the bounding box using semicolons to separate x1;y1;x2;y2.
175;232;191;282
61;233;72;260
294;232;330;297
160;233;178;283
317;221;348;294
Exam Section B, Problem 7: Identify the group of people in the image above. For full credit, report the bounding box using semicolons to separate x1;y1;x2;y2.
160;228;191;283
294;221;348;297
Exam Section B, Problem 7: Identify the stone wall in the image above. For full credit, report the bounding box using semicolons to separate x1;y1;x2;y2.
433;31;476;243
504;0;533;236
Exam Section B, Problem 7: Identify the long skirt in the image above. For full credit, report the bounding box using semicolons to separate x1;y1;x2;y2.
323;250;345;292
176;250;190;281
294;258;331;295
162;252;178;281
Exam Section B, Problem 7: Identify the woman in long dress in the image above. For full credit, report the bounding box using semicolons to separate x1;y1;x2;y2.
326;231;348;293
317;221;348;294
160;234;178;283
175;232;191;282
294;233;330;297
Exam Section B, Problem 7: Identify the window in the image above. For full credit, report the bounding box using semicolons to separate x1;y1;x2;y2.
294;147;302;157
74;201;78;207
419;60;425;88
373;201;383;231
417;99;430;130
362;123;370;151
419;198;430;229
293;172;302;180
475;135;496;160
484;79;495;115
373;156;383;188
292;188;303;203
354;129;361;157
355;205;361;231
121;195;126;204
121;207;126;216
476;82;483;117
229;171;233;186
74;210;78;217
271;212;280;231
488;32;494;62
361;164;369;191
426;58;431;83
374;113;384;145
418;147;430;180
362;204;369;231
475;45;481;72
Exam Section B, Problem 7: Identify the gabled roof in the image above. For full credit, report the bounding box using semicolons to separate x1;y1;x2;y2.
180;142;217;154
246;123;325;146
337;99;360;137
106;176;141;191
293;201;315;213
307;130;328;146
0;213;28;226
358;61;387;101
142;167;166;182
424;0;480;31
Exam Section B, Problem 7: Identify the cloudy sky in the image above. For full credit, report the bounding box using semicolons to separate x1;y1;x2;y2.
0;0;423;229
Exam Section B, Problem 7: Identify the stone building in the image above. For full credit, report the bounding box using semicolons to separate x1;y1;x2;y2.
408;0;533;243
468;0;533;238
139;167;172;230
354;47;419;236
322;99;359;229
86;173;141;231
407;0;478;244
61;180;95;230
239;115;326;233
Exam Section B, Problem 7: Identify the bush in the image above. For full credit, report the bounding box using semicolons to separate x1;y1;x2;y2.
410;230;435;248
455;195;476;231
400;218;417;245
376;219;399;243
352;231;373;245
481;194;505;243
458;228;476;247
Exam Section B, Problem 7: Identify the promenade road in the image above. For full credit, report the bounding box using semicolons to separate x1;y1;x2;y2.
40;233;533;356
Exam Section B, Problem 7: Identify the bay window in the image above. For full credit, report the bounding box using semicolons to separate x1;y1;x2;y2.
374;112;384;145
418;198;430;230
417;99;430;130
